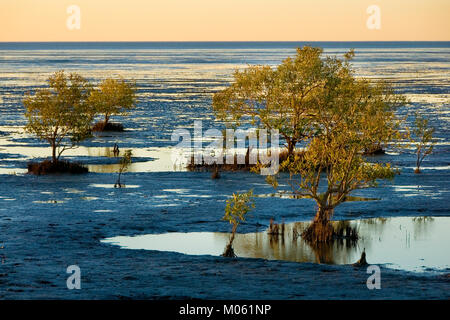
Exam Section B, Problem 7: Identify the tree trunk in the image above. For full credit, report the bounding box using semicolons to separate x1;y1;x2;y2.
104;113;110;126
313;206;334;224
51;140;57;164
228;224;237;247
302;206;335;243
211;165;220;179
415;149;421;174
286;138;296;156
115;172;122;188
223;224;237;257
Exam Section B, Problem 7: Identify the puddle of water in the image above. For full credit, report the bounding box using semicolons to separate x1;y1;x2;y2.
33;200;66;204
101;217;450;273
1;145;135;159
81;196;99;201
0;167;27;175
86;155;185;173
1;145;187;173
64;188;85;194
163;189;190;193
89;184;141;189
405;166;450;171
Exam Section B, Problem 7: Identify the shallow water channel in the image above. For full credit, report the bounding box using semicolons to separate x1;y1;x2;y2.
102;216;450;273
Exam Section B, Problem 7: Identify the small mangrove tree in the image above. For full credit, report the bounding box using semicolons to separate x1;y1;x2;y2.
222;190;255;257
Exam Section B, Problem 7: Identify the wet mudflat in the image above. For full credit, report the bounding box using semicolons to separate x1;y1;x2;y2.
0;42;449;299
102;217;450;273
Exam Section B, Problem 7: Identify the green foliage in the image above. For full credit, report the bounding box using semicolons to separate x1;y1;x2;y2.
24;70;94;163
413;113;436;173
213;46;363;154
223;190;255;232
115;149;133;188
119;149;133;174
278;133;397;211
265;175;278;189
253;48;406;225
89;77;137;126
222;190;255;257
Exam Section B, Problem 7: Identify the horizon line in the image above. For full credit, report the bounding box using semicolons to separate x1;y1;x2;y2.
1;40;450;43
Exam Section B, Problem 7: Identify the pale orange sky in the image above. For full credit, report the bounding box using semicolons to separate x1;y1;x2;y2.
0;0;449;41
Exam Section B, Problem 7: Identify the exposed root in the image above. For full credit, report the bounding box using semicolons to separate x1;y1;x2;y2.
302;220;334;244
92;122;124;132
302;219;359;245
27;160;88;175
222;244;236;258
267;218;285;235
363;145;385;155
188;149;303;172
353;249;368;267
293;228;300;240
211;167;220;179
333;221;359;242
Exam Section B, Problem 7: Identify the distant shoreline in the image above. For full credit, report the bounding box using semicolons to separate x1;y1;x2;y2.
0;41;449;51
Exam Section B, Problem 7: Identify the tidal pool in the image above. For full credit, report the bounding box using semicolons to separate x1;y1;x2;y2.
0;142;189;173
101;217;450;273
